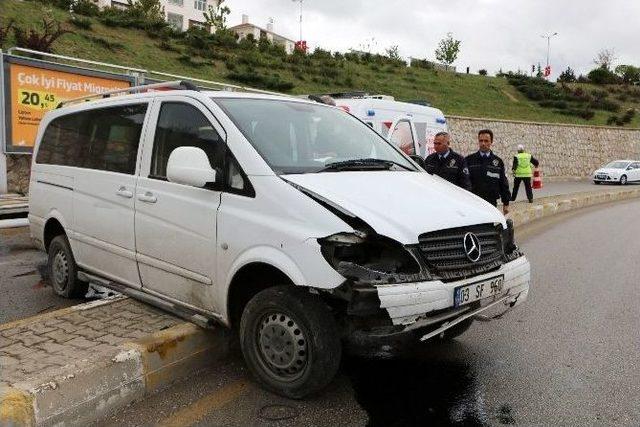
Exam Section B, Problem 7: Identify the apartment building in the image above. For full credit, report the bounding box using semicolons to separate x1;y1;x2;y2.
229;15;296;54
95;0;217;31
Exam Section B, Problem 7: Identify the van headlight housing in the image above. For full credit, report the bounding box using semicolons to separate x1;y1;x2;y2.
502;219;522;261
319;232;431;285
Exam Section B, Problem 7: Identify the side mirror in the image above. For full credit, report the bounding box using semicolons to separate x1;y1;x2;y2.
409;154;426;170
167;147;216;188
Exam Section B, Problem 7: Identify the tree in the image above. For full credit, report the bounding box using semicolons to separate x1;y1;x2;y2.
536;63;543;78
126;0;165;29
593;48;616;70
0;19;14;48
204;0;231;32
434;33;461;66
558;67;577;83
385;45;400;61
614;65;640;85
13;18;69;53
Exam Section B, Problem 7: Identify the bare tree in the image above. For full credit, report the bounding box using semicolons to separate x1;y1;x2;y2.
593;48;616;70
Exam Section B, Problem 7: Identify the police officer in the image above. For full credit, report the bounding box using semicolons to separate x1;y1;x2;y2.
511;144;540;203
465;129;511;214
424;132;471;191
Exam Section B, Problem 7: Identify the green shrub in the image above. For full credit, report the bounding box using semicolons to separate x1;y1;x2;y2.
590;89;608;99
157;40;180;53
539;100;567;109
237;50;265;67
68;16;92;30
225;58;237;70
589;98;620;112
557;108;595;120
227;69;294;91
73;0;99;16
182;27;211;50
587;67;620;85
82;34;124;51
478;69;487;76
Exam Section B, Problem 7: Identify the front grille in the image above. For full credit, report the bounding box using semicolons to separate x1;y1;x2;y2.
418;224;504;282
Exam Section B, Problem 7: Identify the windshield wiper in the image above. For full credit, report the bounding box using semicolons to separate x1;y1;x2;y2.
318;158;412;172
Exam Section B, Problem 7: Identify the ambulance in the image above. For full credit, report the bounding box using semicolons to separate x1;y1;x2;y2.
313;92;448;158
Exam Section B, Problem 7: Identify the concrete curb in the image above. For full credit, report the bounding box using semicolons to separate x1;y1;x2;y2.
508;188;640;228
0;311;228;426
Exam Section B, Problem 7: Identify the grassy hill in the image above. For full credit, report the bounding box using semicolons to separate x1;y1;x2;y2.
1;0;638;128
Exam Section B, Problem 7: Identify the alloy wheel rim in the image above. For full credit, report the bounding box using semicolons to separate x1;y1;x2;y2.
257;312;308;381
52;251;69;290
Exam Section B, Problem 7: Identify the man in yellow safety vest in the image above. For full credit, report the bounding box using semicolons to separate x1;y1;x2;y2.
511;144;539;203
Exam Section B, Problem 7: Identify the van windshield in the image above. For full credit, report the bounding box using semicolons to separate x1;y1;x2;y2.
214;98;416;175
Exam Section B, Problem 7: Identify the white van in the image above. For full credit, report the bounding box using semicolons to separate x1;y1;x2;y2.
321;93;447;157
29;82;530;398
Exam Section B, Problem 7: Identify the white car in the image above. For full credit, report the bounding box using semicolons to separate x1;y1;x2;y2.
29;81;530;398
593;160;640;185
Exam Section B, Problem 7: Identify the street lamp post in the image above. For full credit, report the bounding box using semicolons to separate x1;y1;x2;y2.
292;0;303;42
540;32;558;69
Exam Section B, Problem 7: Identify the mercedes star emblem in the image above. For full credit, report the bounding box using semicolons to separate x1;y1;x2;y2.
463;232;482;262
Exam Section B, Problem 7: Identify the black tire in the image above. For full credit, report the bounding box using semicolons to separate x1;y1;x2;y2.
239;286;341;399
47;235;87;298
593;180;600;185
439;318;474;340
620;175;627;185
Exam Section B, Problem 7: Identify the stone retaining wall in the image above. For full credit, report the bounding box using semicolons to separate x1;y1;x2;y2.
6;154;30;195
446;116;640;181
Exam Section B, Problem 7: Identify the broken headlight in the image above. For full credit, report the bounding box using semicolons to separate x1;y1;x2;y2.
502;219;522;260
319;232;431;285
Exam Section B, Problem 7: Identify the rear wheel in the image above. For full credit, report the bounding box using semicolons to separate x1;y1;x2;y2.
48;235;87;298
593;180;600;185
239;286;341;399
620;175;628;185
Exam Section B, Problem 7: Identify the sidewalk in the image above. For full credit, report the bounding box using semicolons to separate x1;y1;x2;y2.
0;297;227;426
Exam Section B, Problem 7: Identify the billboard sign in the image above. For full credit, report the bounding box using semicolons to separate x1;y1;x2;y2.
3;59;132;153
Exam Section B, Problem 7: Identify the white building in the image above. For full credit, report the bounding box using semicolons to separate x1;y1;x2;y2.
95;0;217;31
229;15;296;54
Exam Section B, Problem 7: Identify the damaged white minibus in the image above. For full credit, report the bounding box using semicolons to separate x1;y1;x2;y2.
29;81;530;398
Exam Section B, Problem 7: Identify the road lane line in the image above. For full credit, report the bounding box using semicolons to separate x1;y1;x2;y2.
157;380;249;427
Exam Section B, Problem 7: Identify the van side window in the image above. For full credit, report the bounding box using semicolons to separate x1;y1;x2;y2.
150;102;224;181
36;104;147;175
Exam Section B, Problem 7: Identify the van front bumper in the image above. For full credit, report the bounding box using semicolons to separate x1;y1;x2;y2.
342;256;530;355
375;255;529;326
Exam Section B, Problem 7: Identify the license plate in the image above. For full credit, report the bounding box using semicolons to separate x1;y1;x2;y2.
454;275;504;307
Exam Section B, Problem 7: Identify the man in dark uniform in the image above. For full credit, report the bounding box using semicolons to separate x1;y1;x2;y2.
465;129;510;214
424;132;472;191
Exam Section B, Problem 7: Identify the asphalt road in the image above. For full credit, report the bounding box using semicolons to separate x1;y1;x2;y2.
95;199;640;426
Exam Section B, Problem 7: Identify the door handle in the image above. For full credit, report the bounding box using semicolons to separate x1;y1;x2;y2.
115;186;133;198
137;191;157;204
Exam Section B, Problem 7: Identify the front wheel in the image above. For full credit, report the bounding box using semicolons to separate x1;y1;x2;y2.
239;286;341;399
620;175;627;185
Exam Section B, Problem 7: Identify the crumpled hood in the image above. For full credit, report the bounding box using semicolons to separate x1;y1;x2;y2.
282;171;505;244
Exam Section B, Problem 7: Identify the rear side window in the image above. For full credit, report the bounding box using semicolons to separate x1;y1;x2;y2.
36;104;148;174
150;102;224;180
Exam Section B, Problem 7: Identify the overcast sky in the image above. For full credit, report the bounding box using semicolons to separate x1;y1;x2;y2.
227;0;639;78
